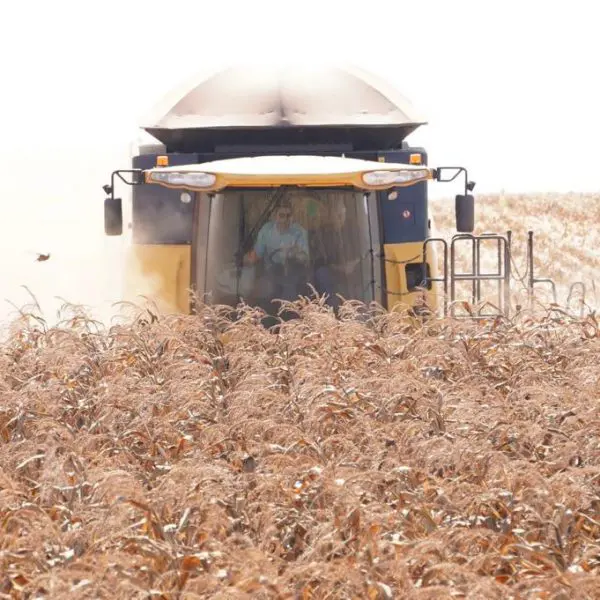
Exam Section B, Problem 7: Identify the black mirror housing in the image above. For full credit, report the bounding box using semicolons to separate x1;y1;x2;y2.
105;197;123;236
455;194;475;232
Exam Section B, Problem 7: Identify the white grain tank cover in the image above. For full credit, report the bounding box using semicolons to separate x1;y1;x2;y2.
141;64;427;131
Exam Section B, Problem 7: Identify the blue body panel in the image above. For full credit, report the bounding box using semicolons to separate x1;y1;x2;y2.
376;149;429;245
132;153;199;244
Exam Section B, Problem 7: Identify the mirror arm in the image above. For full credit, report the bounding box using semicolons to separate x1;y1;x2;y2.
103;169;144;200
433;166;476;195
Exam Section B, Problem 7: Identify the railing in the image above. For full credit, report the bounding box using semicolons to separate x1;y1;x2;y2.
423;232;511;318
419;230;592;319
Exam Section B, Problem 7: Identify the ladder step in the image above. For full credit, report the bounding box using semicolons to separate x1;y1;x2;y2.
452;274;507;281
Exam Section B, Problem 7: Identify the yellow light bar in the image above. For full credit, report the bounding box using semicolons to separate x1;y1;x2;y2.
156;155;169;167
409;153;422;165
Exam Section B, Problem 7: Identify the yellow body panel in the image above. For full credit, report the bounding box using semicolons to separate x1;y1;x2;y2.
125;244;192;314
383;242;441;314
123;241;440;317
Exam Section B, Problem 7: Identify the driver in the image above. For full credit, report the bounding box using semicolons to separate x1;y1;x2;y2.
244;199;309;300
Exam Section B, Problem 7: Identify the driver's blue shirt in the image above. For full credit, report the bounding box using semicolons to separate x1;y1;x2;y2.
254;222;309;267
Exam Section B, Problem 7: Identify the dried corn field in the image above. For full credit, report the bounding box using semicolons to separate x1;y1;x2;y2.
1;295;600;600
1;191;600;599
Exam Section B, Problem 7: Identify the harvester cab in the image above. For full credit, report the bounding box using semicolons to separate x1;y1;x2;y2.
103;156;475;319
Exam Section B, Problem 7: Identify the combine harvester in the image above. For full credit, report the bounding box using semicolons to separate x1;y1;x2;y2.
102;64;584;321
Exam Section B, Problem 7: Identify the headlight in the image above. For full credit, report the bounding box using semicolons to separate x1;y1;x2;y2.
148;171;217;188
362;169;430;186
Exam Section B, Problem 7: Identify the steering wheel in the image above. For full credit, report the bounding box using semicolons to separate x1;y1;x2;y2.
267;246;308;274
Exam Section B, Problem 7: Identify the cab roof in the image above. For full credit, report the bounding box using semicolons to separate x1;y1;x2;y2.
144;154;432;191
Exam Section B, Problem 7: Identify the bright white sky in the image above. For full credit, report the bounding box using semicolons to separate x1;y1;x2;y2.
0;0;598;324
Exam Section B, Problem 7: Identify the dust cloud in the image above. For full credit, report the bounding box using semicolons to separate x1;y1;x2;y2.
0;146;132;330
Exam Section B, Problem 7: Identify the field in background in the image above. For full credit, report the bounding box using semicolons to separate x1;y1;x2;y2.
430;192;600;314
0;192;599;598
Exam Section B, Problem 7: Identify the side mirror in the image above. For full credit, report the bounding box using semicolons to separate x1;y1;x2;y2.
455;194;475;233
105;197;123;236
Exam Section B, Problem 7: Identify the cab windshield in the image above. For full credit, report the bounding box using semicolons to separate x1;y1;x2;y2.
199;187;380;315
